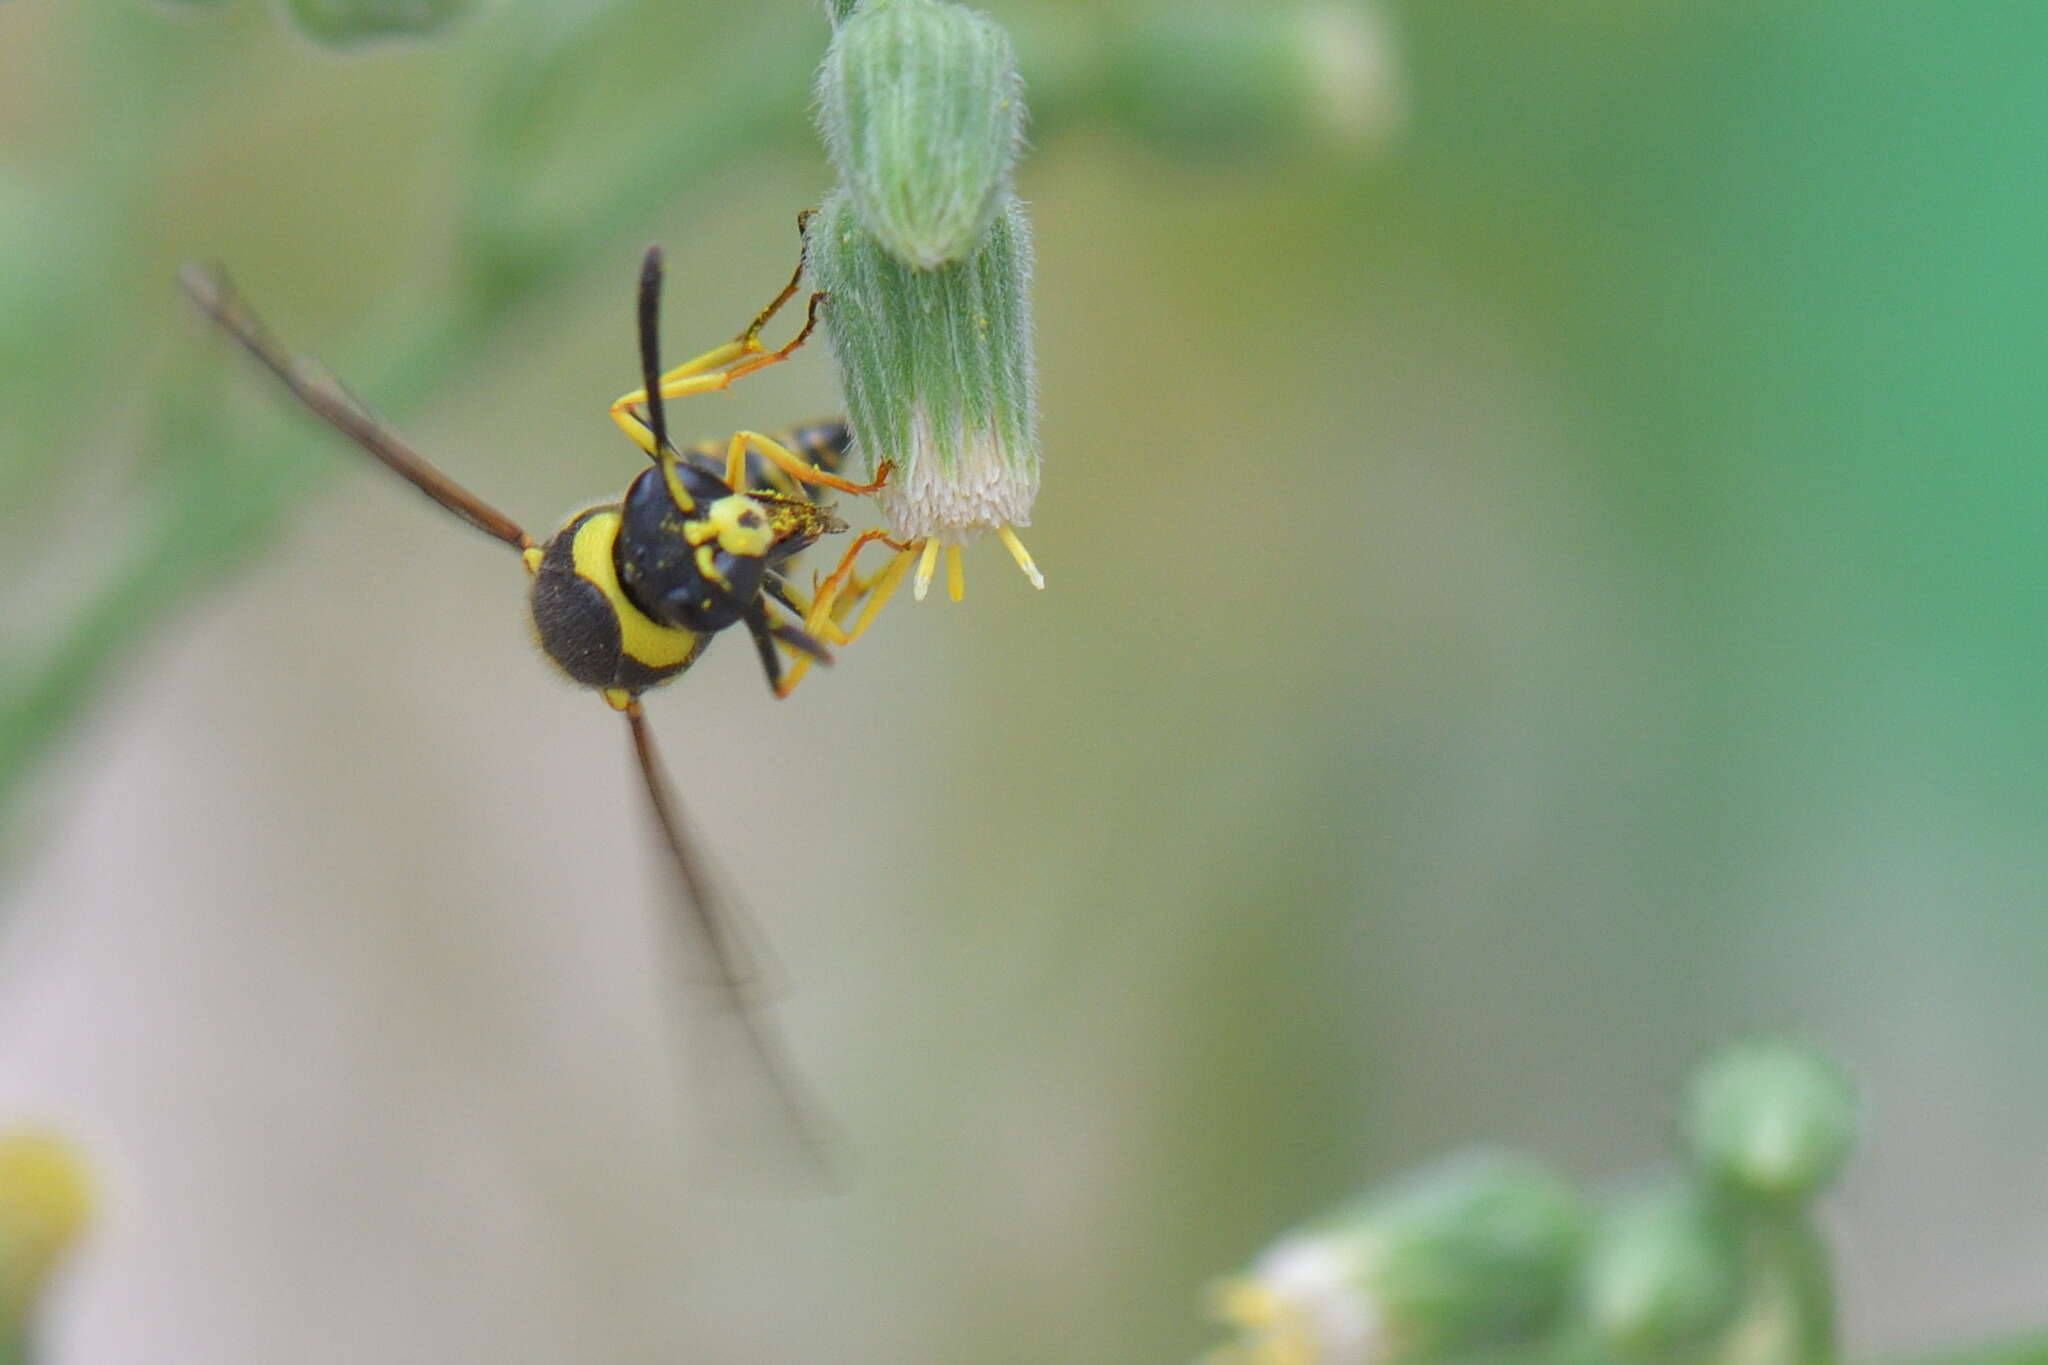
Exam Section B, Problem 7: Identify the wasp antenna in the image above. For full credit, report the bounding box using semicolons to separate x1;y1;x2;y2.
636;245;671;459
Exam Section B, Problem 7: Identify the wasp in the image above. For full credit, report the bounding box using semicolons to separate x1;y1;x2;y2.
179;242;895;1174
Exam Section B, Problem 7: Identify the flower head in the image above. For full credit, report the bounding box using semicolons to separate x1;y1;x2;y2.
1209;1233;1385;1365
805;187;1042;600
1206;1153;1586;1365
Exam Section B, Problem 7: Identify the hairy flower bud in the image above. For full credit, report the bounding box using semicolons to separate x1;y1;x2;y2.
817;0;1025;269
806;187;1041;597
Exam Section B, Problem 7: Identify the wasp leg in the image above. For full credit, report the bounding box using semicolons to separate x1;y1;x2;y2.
775;533;917;698
724;430;890;497
802;530;912;637
741;604;788;695
741;599;832;696
665;248;806;381
620;698;834;1184
180;265;533;554
608;291;827;457
840;543;919;642
762;570;811;621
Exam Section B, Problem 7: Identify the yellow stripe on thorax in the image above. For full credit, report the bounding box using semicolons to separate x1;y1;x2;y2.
569;512;699;668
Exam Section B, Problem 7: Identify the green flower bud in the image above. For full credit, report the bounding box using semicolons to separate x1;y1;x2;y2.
1581;1184;1742;1359
816;0;1025;269
0;1132;92;1337
806;187;1041;594
281;0;474;47
1206;1152;1588;1365
1685;1042;1858;1204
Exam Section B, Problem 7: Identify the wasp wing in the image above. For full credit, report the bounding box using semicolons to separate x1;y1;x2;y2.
179;263;531;553
623;706;837;1191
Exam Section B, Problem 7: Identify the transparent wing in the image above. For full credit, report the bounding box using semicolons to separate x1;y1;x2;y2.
623;705;838;1192
179;263;531;552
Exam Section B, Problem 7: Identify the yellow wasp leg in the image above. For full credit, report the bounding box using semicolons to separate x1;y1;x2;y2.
842;544;918;641
625;273;794;388
773;530;912;698
945;544;965;602
803;529;909;634
608;292;827;454
724;430;892;496
776;546;916;697
730;253;806;357
648;252;807;390
774;654;817;700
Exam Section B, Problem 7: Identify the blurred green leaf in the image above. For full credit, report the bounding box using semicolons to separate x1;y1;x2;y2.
281;0;475;46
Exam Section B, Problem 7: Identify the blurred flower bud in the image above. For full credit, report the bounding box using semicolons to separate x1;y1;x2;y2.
1102;3;1404;157
806;188;1041;581
1685;1042;1857;1204
0;1132;91;1334
1581;1183;1742;1359
816;0;1025;269
1206;1152;1587;1365
281;0;475;47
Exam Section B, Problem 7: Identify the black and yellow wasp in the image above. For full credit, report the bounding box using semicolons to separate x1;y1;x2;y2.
179;243;892;1173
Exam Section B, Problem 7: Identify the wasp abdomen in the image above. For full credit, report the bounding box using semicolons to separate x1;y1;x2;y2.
530;507;703;694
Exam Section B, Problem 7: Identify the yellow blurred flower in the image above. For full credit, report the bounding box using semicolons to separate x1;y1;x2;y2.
0;1131;92;1325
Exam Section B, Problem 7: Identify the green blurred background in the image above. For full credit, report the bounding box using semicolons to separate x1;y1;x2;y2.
1;2;2044;1361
